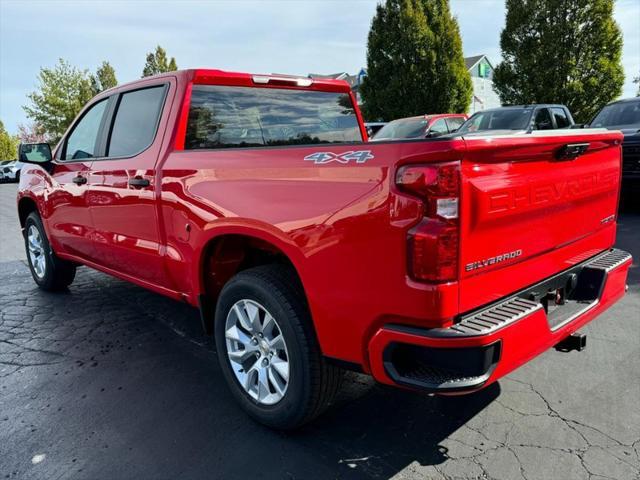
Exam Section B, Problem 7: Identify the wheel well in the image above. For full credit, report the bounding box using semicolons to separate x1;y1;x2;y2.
201;234;302;303
18;197;38;228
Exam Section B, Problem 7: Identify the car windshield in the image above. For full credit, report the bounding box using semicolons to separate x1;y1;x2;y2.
373;117;427;140
458;108;532;133
591;101;640;128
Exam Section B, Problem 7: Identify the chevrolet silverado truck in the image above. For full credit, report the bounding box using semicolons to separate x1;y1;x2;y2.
17;69;631;429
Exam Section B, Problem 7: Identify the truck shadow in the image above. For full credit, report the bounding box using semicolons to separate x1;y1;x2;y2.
292;380;501;478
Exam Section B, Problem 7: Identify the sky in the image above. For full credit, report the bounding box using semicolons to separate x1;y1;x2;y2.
1;0;638;134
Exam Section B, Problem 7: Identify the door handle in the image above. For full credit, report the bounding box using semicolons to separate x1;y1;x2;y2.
129;176;150;188
72;175;87;185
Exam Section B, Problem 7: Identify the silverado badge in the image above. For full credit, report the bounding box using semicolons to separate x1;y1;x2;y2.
465;249;523;272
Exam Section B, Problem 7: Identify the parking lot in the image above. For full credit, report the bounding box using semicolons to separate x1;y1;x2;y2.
0;182;638;480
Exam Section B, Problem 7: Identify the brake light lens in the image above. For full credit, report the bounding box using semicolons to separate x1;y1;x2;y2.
396;162;460;282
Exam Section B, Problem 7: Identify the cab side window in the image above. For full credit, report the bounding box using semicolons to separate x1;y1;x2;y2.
107;86;166;158
551;108;571;128
64;99;108;160
533;108;553;130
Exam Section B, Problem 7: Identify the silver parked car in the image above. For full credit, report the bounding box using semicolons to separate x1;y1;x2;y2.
0;160;24;183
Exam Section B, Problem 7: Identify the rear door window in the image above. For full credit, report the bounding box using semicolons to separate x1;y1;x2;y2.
551;108;571;128
64;99;108;160
185;85;362;149
107;85;166;157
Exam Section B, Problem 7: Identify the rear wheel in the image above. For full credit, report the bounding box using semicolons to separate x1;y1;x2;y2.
24;212;76;291
214;264;342;430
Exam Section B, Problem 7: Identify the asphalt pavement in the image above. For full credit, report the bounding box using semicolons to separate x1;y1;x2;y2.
1;182;639;480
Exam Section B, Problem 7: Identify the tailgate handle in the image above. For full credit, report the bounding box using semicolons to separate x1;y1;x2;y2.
556;143;589;160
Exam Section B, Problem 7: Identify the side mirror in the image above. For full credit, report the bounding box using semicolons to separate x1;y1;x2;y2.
427;131;443;138
18;143;52;166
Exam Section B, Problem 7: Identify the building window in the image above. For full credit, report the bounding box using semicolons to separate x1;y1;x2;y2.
478;61;491;78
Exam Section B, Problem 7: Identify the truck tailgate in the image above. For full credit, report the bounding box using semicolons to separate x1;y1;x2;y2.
458;129;623;312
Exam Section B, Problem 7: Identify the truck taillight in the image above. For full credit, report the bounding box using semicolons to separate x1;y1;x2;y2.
396;162;460;282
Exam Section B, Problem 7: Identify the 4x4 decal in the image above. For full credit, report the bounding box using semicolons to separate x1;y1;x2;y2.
304;150;374;165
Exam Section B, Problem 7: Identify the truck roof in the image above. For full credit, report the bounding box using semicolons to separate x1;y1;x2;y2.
104;68;353;94
388;113;467;122
604;96;640;106
487;104;568;111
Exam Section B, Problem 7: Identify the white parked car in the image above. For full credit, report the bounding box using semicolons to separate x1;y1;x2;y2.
0;160;24;183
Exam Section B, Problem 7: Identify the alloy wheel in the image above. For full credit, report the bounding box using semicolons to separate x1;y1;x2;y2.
27;225;46;279
225;299;290;405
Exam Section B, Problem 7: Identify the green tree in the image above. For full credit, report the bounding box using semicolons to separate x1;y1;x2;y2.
634;75;640;97
142;45;178;77
493;0;624;122
90;61;118;94
23;59;117;143
23;59;95;143
360;0;472;121
0;121;19;160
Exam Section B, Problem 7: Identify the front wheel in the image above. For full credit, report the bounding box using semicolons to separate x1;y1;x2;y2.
24;211;76;291
214;265;342;430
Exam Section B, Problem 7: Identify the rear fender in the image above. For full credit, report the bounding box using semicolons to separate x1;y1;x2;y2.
193;220;308;300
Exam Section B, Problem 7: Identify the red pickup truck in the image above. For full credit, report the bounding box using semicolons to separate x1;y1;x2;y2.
17;69;631;429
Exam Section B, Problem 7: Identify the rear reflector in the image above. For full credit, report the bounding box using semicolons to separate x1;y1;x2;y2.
409;219;459;282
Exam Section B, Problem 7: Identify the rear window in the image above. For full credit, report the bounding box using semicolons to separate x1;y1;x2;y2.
459;108;532;133
373;117;427;140
185;85;362;149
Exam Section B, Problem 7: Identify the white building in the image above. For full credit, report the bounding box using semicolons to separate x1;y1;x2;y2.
465;54;502;114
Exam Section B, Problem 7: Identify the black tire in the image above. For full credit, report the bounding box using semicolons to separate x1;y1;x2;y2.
214;264;342;430
24;211;76;291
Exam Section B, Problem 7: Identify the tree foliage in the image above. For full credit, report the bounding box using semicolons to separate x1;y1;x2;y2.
142;45;178;77
17;123;48;144
0;121;20;160
90;61;118;94
360;0;472;121
493;0;624;122
23;59;93;143
23;59;118;143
